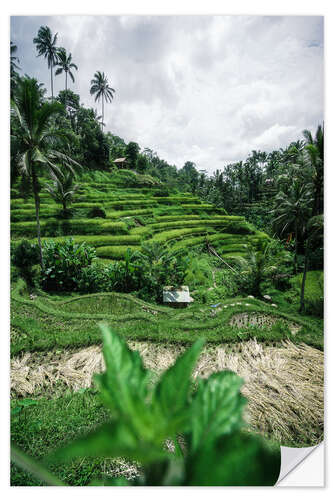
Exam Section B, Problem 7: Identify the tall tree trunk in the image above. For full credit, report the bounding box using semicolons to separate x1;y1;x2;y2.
51;60;54;101
312;177;323;217
293;226;298;274
102;94;104;132
299;245;309;313
65;71;68;112
31;167;44;269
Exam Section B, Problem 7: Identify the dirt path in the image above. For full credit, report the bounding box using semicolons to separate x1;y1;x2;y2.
11;339;323;446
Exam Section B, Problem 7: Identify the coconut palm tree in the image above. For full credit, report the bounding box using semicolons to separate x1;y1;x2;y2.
33;26;58;100
272;180;312;273
90;71;115;131
10;41;20;76
45;170;79;211
11;77;81;267
303;125;324;216
10;41;21;95
55;47;78;111
232;240;276;297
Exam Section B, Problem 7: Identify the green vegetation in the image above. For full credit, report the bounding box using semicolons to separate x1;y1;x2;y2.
11;279;323;355
10;26;323;487
291;271;324;317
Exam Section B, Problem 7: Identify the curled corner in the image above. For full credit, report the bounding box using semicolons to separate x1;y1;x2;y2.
276;442;324;485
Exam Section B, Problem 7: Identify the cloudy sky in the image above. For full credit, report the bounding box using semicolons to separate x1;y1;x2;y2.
10;15;323;174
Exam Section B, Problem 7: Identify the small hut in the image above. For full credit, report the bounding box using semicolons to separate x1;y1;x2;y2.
163;286;194;308
113;158;128;169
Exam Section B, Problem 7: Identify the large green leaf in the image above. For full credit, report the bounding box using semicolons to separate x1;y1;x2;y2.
11;444;66;486
94;325;153;437
190;370;246;452
186;431;281;486
49;421;167;465
152;338;205;430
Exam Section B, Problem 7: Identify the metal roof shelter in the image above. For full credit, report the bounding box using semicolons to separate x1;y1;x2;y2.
113;158;128;168
163;286;194;308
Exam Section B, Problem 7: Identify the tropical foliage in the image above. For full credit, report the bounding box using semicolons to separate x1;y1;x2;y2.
45;171;79;211
33;26;58;100
90;71;115;131
11;77;80;266
55;47;78;110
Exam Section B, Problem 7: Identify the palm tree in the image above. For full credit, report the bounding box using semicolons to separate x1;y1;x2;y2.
33;26;58;100
10;41;20;75
272;180;312;274
55;47;78;111
303;125;324;216
90;71;115;131
92;108;105;128
45;171;79;211
233;240;275;297
11;77;80;267
10;41;20;95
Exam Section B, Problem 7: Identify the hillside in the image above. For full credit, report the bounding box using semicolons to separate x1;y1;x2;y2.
11;169;269;264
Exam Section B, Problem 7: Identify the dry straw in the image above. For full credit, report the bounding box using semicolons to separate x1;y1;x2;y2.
11;339;323;446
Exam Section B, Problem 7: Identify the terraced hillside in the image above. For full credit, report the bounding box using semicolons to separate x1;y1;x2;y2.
11;169;268;263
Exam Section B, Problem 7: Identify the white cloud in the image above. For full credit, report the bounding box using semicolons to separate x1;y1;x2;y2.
11;15;323;174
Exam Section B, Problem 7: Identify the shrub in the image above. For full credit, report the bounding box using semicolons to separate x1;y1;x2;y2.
11;240;40;287
76;263;114;293
87;206;106;218
185;257;213;288
40;239;96;292
214;268;241;297
153;188;170;197
76;249;142;294
132;242;189;302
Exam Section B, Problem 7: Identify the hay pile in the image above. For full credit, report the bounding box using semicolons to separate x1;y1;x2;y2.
229;312;301;335
11;339;323;446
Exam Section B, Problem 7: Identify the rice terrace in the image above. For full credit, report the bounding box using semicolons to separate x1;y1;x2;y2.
10;16;324;487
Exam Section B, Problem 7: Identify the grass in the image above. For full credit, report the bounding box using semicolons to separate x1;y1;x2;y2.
95;245;140;259
290;270;324;317
10;390;123;486
11;280;323;356
152;226;215;244
11;219;129;238
13;234;141;249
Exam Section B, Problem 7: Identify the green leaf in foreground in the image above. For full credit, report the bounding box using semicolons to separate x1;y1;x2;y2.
186;431;281;486
152;338;205;430
49;421;167;466
190;371;246;452
94;324;154;437
11;444;66;486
